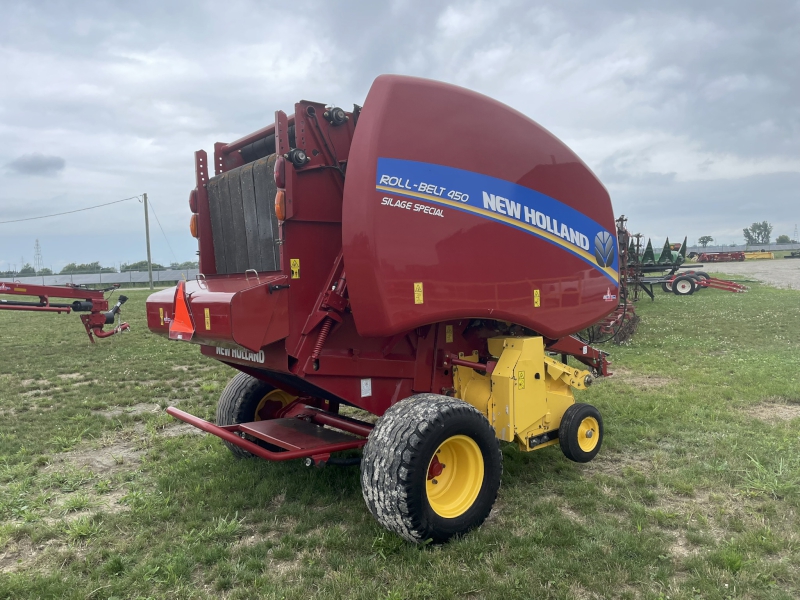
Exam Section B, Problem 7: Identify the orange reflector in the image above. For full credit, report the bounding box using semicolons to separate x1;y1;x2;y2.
189;214;199;238
275;189;286;221
169;280;195;341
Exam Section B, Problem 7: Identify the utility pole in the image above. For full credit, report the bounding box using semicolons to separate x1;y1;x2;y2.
143;193;153;289
33;240;43;272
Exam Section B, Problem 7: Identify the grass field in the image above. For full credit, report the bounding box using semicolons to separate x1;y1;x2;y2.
1;279;799;599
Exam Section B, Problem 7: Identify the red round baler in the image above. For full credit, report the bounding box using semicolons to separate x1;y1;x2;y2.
147;75;619;543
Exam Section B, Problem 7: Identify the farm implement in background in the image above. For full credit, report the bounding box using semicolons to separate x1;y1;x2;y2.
695;251;745;262
623;229;748;299
582;217;749;345
0;281;129;342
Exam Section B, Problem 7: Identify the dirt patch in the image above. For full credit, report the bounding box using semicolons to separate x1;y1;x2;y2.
172;365;190;371
45;438;145;476
58;373;83;380
743;400;800;423
234;530;283;549
160;423;205;438
21;378;49;387
94;403;161;418
559;505;587;526
669;532;695;559
21;388;61;397
71;379;100;387
611;367;673;388
0;539;64;574
589;450;655;478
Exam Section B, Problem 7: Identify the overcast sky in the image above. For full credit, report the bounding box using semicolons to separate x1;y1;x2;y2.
1;0;798;272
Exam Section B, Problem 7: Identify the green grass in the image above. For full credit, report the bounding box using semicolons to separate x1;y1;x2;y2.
0;283;799;599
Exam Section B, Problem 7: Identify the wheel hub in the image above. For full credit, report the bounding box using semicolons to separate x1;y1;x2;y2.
577;417;600;452
425;435;484;519
254;389;296;421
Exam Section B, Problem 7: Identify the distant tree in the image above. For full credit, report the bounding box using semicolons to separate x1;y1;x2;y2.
37;267;53;276
121;260;165;272
169;261;199;270
743;221;773;245
776;234;791;244
698;236;714;247
18;263;35;275
60;261;116;274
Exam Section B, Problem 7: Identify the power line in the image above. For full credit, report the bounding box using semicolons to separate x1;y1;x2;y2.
145;198;179;264
0;195;141;224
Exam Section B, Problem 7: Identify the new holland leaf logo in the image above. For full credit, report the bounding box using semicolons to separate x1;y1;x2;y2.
594;231;615;267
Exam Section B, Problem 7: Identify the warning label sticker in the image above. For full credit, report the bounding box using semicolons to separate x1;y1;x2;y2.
414;282;424;304
290;259;300;279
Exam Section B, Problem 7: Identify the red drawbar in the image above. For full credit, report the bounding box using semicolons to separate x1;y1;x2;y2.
169;280;195;341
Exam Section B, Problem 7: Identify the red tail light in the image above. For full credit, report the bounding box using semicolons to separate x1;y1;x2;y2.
274;156;286;189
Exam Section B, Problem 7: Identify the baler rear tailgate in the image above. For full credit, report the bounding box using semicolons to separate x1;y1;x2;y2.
146;276;289;351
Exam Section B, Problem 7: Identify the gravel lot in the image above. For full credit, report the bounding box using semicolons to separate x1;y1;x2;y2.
694;258;800;289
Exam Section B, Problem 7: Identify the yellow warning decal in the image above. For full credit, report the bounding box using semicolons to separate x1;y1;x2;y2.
518;370;526;390
533;289;541;308
159;307;164;326
204;308;211;331
290;259;300;279
414;282;424;304
14;288;26;292
445;325;453;343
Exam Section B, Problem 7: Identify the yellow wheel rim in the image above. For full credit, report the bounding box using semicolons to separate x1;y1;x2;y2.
577;417;600;452
426;435;484;519
254;389;296;421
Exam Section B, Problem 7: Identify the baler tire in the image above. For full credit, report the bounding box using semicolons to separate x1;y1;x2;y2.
661;281;673;293
559;403;603;463
672;276;696;296
215;372;294;459
692;271;710;280
360;394;502;544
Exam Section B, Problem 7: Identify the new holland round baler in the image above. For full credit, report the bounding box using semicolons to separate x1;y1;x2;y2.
146;75;619;543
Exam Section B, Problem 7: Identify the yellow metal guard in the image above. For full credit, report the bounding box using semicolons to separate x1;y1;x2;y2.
453;336;592;451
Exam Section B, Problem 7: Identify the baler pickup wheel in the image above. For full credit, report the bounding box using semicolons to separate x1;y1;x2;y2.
216;372;297;458
361;394;501;544
559;403;604;463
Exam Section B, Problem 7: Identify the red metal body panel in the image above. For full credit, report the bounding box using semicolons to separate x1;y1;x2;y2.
342;76;618;340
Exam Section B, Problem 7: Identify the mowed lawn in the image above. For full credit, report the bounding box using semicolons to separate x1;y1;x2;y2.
0;279;798;600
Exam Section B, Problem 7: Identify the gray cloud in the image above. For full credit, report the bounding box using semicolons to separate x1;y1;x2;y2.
0;0;797;269
7;153;66;176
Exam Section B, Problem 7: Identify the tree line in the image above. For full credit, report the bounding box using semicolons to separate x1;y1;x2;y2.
697;222;797;247
0;261;199;278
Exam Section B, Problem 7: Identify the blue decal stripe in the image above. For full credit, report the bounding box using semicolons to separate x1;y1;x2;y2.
376;184;619;284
